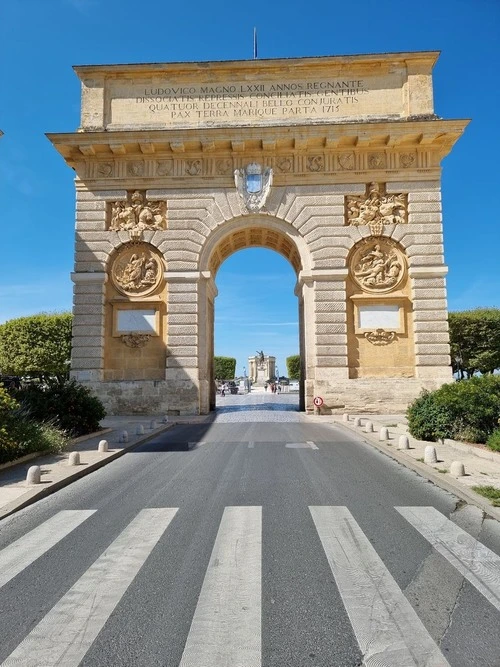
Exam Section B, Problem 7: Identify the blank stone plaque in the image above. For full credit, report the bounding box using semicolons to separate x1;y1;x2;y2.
117;309;156;333
358;304;400;329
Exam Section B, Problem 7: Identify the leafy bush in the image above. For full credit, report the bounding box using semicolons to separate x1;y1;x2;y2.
486;429;500;452
406;391;452;442
15;379;106;437
407;375;500;444
0;387;68;465
286;355;301;380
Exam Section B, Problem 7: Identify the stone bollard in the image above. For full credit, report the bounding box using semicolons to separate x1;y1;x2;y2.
149;419;157;430
364;420;374;433
353;417;362;427
98;439;108;453
379;427;389;441
450;461;465;477
398;435;410;450
26;465;41;484
343;413;349;422
136;424;145;435
68;452;80;466
119;430;129;444
424;445;438;464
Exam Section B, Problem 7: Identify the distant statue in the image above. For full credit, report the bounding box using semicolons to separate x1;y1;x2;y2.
256;350;265;364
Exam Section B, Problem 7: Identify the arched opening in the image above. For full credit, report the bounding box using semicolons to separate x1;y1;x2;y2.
198;216;310;413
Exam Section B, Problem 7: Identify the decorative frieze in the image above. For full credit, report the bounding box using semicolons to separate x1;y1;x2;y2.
83;153;438;182
346;182;407;235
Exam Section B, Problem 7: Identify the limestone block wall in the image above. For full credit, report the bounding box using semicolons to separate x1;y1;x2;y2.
70;176;452;415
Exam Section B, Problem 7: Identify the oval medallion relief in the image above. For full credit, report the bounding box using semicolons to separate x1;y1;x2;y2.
351;240;406;293
111;244;163;297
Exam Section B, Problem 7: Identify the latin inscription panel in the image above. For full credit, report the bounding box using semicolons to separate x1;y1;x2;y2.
107;72;404;128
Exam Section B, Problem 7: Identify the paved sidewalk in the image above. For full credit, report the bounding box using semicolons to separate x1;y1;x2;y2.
308;412;500;520
0;414;210;520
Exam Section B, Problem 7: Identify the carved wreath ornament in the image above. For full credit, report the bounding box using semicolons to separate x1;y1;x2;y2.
111;244;163;297
364;329;397;345
351;240;406;293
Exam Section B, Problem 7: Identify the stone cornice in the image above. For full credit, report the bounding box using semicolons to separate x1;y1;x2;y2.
48;118;469;187
73;51;440;79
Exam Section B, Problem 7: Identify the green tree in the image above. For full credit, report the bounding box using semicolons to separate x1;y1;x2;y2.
286;354;301;380
214;356;236;380
449;309;500;378
0;313;73;382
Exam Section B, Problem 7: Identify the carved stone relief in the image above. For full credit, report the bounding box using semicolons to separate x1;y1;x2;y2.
351;239;406;293
127;161;145;177
346;182;407;235
156;160;173;176
111;244;163;297
216;159;232;175
364;329;397;345
186;159;202;176
96;162;113;177
338;153;355;170
400;152;416;168
368;153;386;169
276;157;292;173
307;156;324;172
109;191;167;238
121;333;151;348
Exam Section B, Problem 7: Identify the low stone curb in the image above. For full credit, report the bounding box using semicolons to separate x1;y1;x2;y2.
0;422;175;521
331;419;500;522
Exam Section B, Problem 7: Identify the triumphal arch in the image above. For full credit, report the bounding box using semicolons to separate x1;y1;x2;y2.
49;51;468;415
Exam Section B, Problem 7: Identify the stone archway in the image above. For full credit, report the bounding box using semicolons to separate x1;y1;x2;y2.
197;215;313;412
49;50;467;415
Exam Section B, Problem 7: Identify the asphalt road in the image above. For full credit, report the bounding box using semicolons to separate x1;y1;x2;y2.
1;395;500;666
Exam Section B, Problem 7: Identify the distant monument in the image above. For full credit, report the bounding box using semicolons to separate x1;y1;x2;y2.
248;352;276;386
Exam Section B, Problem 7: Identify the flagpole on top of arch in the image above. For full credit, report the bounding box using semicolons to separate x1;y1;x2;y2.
253;27;258;59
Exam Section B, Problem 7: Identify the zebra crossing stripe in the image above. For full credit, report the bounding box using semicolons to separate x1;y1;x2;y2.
179;506;261;667
310;506;450;667
396;506;500;612
0;510;96;589
1;508;178;667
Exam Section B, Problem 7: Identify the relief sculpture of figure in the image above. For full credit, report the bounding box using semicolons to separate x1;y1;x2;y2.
353;244;404;291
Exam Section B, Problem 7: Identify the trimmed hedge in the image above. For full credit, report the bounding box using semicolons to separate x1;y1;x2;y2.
407;375;500;444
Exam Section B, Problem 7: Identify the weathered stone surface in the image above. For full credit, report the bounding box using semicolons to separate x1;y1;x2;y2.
51;51;466;415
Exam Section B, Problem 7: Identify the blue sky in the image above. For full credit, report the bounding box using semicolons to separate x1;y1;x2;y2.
0;0;498;377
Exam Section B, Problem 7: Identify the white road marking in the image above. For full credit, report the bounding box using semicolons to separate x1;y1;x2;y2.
1;508;178;667
179;506;261;667
0;510;96;589
310;506;450;667
286;441;318;449
397;506;500;612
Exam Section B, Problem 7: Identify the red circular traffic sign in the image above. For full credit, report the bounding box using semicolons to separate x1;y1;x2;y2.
313;396;324;407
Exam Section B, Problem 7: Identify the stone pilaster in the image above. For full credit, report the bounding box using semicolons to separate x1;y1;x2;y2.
164;271;201;415
70;272;107;382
